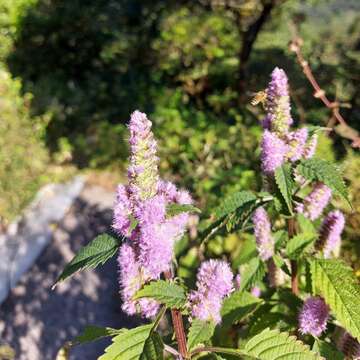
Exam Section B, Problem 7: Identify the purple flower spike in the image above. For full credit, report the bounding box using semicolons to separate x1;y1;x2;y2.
286;128;308;162
128;110;159;201
252;207;274;261
118;242;159;318
304;133;318;159
337;331;360;359
317;210;345;258
189;260;233;324
264;67;293;135
261;130;288;175
296;183;332;220
299;296;329;337
113;184;132;237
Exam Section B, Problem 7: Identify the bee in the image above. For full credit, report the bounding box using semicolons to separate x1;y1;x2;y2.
251;90;267;107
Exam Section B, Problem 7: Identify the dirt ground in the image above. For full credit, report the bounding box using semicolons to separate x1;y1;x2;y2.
0;184;137;360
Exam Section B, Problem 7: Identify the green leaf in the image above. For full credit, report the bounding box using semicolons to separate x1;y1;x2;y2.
128;215;138;233
312;339;344;360
297;214;316;235
187;319;215;351
238;258;265;292
274;164;294;214
249;312;292;336
272;254;291;276
307;126;330;137
140;332;164;360
99;324;153;360
221;291;263;327
213;191;257;220
166;203;201;217
134;280;186;308
311;259;360;341
74;326;124;344
243;328;323;359
296;158;350;207
232;236;257;267
286;233;316;259
54;233;121;286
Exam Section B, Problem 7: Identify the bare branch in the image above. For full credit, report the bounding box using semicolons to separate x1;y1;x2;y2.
288;32;360;148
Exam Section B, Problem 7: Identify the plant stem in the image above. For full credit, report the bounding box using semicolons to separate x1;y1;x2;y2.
287;218;299;295
164;270;188;359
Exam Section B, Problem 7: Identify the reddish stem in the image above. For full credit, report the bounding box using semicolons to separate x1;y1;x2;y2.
164;270;188;359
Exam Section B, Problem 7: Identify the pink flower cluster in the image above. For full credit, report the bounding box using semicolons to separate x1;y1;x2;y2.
114;111;192;318
189;259;233;324
260;68;318;175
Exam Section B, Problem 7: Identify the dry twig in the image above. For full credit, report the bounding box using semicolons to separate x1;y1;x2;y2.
288;36;360;148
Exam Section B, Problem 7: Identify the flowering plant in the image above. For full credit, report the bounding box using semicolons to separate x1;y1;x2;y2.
55;68;360;359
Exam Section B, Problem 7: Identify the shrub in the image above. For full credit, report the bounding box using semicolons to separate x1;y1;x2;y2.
55;68;360;359
0;68;49;222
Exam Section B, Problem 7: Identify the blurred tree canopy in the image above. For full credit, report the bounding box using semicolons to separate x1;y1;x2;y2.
1;0;359;213
0;0;359;263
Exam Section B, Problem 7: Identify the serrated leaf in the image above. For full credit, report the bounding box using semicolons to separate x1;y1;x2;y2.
296;158;350;207
99;324;153;360
54;233;121;286
249;312;291;336
286;233;316;259
312;339;344;360
214;191;257;220
166;203;201;217
274;164;294;214
187;319;215;351
140;332;164;360
74;326;124;344
243;328;323;359
134;280;186;308
238;258;265;292
221;291;263;327
311;259;360;341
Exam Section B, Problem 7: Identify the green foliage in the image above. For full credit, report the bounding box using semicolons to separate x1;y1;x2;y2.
134;280;186;309
140;332;164;360
166;203;201;217
274;164;294;214
237;258;265;292
296;158;350;206
213;191;257;220
74;326;124;345
0;68;50;222
242;328;323;360
311;258;360;341
286;233;316;259
99;324;154;360
312;339;344;360
220;291;263;327
187;320;215;351
54;233;121;286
